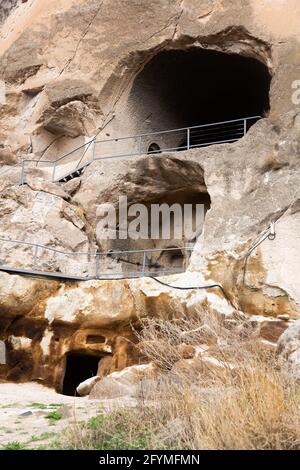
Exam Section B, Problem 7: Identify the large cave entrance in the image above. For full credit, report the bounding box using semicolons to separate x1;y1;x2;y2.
125;47;271;150
62;352;100;396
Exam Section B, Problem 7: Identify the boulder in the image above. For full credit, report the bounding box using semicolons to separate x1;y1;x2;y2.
76;376;101;397
89;363;158;399
40;101;96;138
277;319;300;380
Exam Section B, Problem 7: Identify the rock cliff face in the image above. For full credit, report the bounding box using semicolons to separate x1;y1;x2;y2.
0;1;23;26
0;0;299;393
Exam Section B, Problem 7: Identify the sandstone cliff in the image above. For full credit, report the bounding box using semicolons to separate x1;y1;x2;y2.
0;0;299;393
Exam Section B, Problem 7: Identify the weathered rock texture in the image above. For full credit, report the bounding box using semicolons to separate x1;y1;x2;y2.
0;0;299;392
0;1;24;26
277;319;300;380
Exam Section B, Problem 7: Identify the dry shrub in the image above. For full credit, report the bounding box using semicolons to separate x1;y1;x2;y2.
60;309;300;450
136;309;266;376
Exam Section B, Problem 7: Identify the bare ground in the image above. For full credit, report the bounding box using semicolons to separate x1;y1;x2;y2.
0;382;136;449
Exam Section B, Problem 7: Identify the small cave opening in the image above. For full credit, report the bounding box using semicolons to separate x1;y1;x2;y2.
158;247;185;269
101;186;211;276
126;47;271;150
62;352;100;396
147;142;161;154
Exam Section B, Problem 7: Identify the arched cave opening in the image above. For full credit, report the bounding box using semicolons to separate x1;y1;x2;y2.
147;142;161;154
126;47;271;150
157;247;185;270
100;187;211;276
62;352;100;396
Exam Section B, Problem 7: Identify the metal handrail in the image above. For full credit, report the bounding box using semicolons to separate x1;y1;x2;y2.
0;236;193;280
54;116;260;181
94;115;261;144
0;116;262;184
0;236;193;256
0;162;22;177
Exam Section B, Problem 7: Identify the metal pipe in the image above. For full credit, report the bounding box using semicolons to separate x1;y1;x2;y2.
142;251;147;276
0;236;193;257
19;161;25;186
187;127;190;150
1;116;263;188
54;140;94;163
0;265;189;281
94;116;261;144
0;162;22;177
92;138;96;161
52;161;56;182
41;116;262;180
242;223;276;284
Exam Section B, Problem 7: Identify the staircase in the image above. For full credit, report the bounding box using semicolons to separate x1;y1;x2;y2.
56;161;92;183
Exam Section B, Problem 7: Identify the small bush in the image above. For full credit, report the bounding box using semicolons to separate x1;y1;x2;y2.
30;432;56;442
30;403;48;409
3;441;27;450
57;411;152;450
45;411;63;425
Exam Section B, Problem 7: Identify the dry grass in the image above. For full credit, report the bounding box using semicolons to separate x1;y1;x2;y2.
58;310;300;450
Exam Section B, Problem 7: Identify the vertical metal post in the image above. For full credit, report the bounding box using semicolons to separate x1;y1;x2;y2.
244;118;247;136
142;250;147;276
187;127;190;150
52;161;56;182
32;245;38;271
95;253;100;279
184;248;190;272
92;138;96;161
19;160;26;186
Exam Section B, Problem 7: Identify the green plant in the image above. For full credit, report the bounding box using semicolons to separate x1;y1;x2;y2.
87;414;106;429
45;411;63;425
30;403;61;409
3;441;27;450
30;403;48;409
55;410;152;450
29;432;56;442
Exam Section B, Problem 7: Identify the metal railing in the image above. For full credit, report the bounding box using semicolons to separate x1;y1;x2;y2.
93;115;261;158
0;237;193;280
0;116;261;186
56;115;260;181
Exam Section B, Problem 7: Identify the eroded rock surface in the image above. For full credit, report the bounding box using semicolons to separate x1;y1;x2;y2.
277;319;300;380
